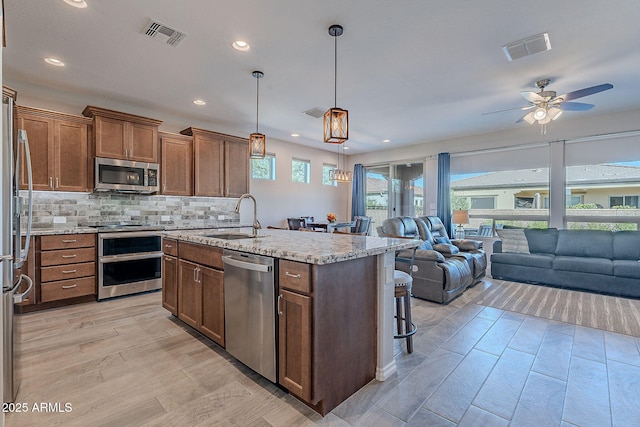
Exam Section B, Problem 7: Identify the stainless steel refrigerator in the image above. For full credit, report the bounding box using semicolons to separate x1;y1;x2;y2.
1;94;33;404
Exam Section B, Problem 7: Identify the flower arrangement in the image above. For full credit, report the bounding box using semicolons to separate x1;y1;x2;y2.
326;212;337;223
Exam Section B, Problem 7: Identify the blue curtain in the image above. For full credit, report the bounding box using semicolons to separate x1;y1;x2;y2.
437;153;452;236
351;164;366;219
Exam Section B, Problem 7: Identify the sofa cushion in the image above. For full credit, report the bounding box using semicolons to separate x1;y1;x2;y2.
433;243;459;254
496;229;530;254
491;253;554;269
524;228;558;254
613;231;640;260
613;260;640;279
555;230;613;259
553;256;613;275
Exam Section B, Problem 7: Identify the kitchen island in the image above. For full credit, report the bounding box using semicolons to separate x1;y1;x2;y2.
162;228;420;415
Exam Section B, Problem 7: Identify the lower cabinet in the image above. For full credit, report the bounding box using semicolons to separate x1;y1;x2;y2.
161;254;178;315
169;241;225;347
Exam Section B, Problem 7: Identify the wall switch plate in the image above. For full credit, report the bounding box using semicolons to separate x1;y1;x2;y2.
218;215;225;220
53;216;66;224
161;215;170;221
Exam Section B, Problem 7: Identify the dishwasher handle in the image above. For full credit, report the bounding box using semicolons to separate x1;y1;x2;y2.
222;255;272;273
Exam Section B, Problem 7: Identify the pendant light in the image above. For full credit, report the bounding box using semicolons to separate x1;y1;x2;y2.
329;144;352;182
249;70;266;158
324;24;348;144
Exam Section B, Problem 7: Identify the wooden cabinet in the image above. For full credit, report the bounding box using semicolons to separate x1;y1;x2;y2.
82;106;162;163
180;127;249;197
277;257;378;416
224;136;250;197
173;241;225;347
16;106;91;192
162;238;178;315
38;234;97;304
159;132;193;196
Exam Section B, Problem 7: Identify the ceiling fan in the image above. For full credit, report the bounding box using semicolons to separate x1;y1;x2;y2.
486;79;613;134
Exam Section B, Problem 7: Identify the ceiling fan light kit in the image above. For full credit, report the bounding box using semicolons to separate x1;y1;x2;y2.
324;24;349;144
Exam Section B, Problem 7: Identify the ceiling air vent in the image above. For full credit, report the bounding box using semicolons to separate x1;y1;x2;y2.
503;32;551;61
303;107;326;119
142;19;186;47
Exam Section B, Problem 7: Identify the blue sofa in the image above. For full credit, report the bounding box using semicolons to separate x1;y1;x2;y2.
491;228;640;298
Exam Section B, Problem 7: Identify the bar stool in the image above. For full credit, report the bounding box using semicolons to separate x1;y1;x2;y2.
394;248;418;353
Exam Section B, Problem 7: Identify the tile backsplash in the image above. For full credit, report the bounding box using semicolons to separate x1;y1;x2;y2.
24;191;240;229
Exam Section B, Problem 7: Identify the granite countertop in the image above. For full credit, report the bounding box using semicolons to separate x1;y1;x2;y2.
163;228;421;265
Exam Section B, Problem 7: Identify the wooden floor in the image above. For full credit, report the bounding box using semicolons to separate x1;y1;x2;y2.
6;278;640;426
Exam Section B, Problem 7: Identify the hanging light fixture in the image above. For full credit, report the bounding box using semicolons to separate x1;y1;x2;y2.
329;143;352;182
249;70;266;158
324;24;348;144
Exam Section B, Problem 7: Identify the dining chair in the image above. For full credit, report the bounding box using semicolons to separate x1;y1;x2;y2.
353;216;372;235
287;218;304;230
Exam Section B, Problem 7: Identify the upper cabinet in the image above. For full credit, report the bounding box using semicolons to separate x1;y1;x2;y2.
16;106;92;192
180;128;249;197
82;106;162;163
159;132;193;196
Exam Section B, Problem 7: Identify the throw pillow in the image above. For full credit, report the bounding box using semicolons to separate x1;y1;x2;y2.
433;243;460;254
496;229;530;254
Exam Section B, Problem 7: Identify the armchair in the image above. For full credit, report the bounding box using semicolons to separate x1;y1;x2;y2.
379;217;474;303
417;216;487;282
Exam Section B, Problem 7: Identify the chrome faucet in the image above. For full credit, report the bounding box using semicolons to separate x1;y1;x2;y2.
234;193;262;237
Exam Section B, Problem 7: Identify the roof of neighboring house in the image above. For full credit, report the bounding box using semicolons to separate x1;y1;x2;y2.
451;164;640;190
366;176;423;195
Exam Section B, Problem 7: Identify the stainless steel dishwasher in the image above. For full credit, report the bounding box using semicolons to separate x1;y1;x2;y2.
222;249;276;382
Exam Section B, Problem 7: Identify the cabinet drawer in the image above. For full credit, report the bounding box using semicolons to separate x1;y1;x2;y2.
163;238;178;257
41;276;96;303
41;262;95;282
41;247;96;266
279;260;312;294
179;242;222;269
41;233;95;250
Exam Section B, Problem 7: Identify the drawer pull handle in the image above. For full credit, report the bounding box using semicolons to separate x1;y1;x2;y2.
61;254;77;258
165;244;172;248
285;272;301;279
62;284;77;289
62;239;77;243
62;269;77;274
277;294;283;315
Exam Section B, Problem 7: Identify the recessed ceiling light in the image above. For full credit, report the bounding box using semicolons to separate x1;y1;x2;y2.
62;0;88;8
291;133;299;137
232;40;250;51
382;139;390;143
44;57;65;67
193;99;206;106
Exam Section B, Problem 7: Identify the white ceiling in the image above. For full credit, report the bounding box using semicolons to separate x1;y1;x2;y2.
4;0;640;154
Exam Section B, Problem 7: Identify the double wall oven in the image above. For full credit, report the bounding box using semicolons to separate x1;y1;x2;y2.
95;227;163;300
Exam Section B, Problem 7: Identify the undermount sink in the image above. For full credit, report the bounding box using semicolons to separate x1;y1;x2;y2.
205;233;265;240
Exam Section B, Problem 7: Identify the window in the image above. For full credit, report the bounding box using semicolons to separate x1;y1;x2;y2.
471;197;495;209
609;195;639;208
322;163;338;186
251;153;276;180
291;158;311;183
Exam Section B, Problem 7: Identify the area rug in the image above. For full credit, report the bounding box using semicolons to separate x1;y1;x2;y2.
474;279;640;337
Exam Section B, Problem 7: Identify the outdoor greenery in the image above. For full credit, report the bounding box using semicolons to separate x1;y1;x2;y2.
292;159;310;183
251;157;274;180
451;192;471;210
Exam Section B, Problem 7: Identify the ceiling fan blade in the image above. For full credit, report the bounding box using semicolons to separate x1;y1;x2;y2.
521;91;544;103
559;101;595;111
482;105;534;115
518;111;536;124
558;83;613;101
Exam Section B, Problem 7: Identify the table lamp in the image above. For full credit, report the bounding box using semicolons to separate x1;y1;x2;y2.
452;210;469;240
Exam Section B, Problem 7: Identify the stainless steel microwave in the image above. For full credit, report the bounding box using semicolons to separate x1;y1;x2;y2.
94;157;159;194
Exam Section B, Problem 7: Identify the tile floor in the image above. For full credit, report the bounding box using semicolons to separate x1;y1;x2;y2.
6;278;640;426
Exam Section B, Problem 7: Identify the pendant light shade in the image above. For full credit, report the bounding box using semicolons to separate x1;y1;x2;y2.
324;24;348;144
329;143;352;183
250;70;266;159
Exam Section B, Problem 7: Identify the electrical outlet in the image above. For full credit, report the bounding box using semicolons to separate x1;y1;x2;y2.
218;215;225;220
161;215;170;221
53;216;66;224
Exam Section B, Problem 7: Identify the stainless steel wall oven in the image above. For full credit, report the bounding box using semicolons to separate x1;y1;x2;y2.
97;230;162;300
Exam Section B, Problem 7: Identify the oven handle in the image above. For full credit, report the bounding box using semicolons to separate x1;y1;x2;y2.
99;251;164;263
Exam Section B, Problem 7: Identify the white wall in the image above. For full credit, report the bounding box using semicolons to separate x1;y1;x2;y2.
7;79;350;228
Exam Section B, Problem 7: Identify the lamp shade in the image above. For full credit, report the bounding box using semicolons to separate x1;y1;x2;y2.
452;210;469;225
